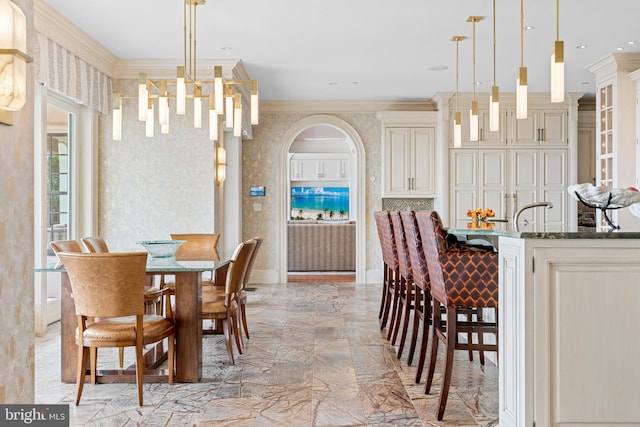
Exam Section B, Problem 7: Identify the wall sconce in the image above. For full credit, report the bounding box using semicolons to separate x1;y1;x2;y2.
215;145;227;185
0;0;33;126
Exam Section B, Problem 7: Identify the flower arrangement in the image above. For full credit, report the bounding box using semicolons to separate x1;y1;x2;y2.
466;208;495;229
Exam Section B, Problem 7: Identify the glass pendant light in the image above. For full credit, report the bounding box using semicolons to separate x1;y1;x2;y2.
489;0;500;132
452;36;465;148
468;16;482;141
516;0;528;119
550;0;564;102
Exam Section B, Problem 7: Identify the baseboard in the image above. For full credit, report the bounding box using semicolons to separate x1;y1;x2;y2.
366;269;383;284
249;269;279;284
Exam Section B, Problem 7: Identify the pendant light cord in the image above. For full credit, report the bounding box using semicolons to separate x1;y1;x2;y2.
556;0;560;41
472;20;476;100
520;0;524;67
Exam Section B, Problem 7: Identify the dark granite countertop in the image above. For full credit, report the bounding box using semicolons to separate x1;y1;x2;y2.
448;229;640;239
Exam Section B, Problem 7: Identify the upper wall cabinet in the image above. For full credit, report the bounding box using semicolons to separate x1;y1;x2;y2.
377;111;439;198
290;155;350;182
451;95;569;147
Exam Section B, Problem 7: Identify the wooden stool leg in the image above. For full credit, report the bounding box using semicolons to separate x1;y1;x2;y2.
425;300;442;394
397;283;413;359
437;308;458;421
407;285;421;365
415;290;431;384
390;277;405;344
477;308;485;365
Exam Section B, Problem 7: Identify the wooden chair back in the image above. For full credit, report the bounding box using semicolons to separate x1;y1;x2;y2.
50;240;83;254
242;236;263;286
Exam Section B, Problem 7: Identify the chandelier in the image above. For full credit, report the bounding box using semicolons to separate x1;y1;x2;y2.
112;0;259;141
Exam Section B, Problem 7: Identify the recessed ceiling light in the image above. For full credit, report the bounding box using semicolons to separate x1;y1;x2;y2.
475;81;482;85
582;81;590;85
628;41;636;45
427;65;448;71
351;81;359;85
220;46;232;51
328;81;338;86
524;25;534;31
576;44;588;49
617;47;624;51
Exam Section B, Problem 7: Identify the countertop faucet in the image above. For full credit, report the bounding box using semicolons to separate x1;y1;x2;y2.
513;201;553;232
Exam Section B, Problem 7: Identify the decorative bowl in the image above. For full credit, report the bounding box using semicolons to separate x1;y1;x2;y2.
137;240;186;259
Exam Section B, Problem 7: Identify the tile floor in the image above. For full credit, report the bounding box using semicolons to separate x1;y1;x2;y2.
35;281;498;426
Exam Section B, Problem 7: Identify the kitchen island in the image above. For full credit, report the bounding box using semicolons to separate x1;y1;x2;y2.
496;231;640;427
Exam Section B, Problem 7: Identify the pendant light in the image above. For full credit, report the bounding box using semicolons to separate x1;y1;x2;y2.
516;0;528;119
489;0;500;131
468;16;482;142
452;36;465;148
550;0;564;102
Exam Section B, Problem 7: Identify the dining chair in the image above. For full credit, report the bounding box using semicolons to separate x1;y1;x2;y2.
82;236;166;314
374;211;399;332
201;239;256;364
81;236;168;369
238;236;263;340
56;251;175;406
161;233;221;293
416;210;498;420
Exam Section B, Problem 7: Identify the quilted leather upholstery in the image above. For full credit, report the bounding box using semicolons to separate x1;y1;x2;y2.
416;211;498;308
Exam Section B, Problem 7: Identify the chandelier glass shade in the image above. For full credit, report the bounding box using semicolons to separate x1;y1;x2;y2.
112;0;259;141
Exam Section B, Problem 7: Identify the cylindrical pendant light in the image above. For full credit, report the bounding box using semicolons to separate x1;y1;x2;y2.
209;94;218;141
193;85;202;128
489;0;500;132
452;36;465;148
233;93;242;137
214;66;224;116
176;66;186;115
112;95;122;141
516;0;528;119
550;0;564;102
251;80;259;125
467;17;482;142
138;73;148;122
145;98;154;138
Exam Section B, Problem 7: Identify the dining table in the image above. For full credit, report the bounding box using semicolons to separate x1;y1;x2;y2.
37;254;231;383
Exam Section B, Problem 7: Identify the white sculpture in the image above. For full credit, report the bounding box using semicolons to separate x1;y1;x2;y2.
568;183;640;230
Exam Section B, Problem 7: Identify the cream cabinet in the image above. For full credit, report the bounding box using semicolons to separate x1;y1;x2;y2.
499;236;640;427
454;106;567;147
384;127;436;197
512;108;567;146
290;156;350;182
450;148;568;231
377;111;438;198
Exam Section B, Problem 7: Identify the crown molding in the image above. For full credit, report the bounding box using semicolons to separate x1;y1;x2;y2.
260;100;436;114
587;53;640;84
34;0;118;77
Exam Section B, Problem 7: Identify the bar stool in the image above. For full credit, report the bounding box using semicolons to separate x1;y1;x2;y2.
416;210;498;420
389;211;415;359
374;211;399;331
399;210;432;383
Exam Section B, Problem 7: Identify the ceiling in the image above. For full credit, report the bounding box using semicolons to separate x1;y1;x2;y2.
41;0;640;102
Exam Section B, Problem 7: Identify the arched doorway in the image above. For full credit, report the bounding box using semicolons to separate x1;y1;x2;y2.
278;115;366;283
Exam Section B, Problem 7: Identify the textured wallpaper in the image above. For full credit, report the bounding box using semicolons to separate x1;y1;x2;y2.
242;112;384;277
0;0;35;404
99;80;217;251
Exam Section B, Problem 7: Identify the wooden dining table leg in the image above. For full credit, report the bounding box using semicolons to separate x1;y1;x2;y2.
173;271;202;382
61;272;80;383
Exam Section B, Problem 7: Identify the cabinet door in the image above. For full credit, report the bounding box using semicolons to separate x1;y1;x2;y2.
411;127;436;196
450;150;478;228
384;128;411;196
539;109;567;145
510;150;540;231
513;111;539;146
539;149;568;231
338;159;350;180
479;150;508;222
299;159;320;180
479;108;508;146
319;159;341;180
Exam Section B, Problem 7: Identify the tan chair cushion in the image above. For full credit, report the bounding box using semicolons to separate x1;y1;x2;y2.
79;315;173;341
